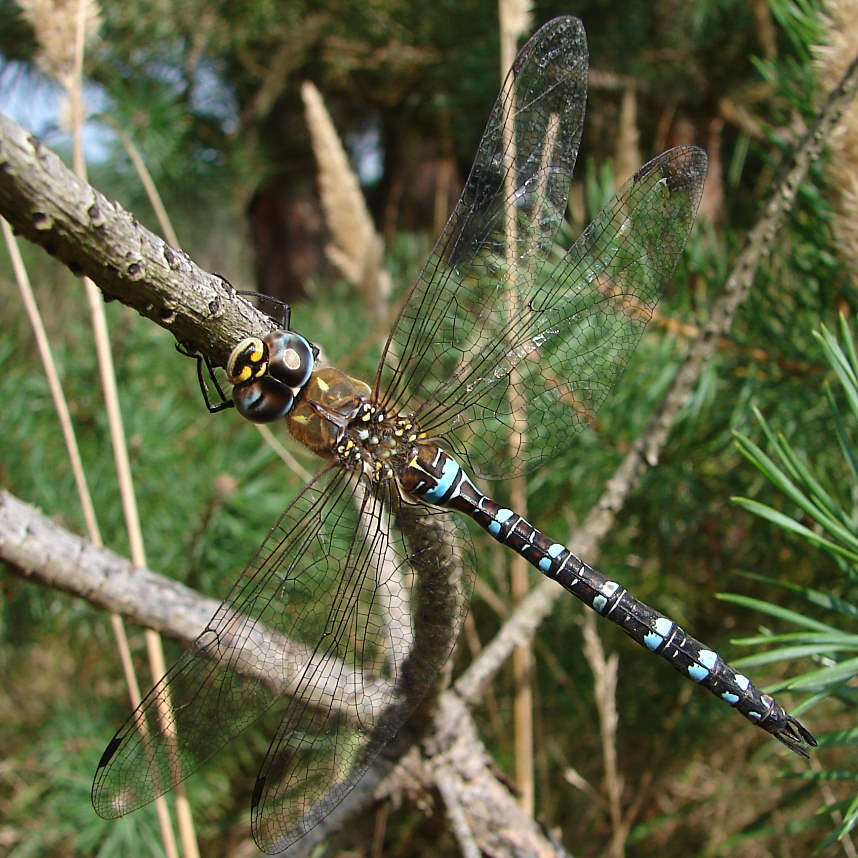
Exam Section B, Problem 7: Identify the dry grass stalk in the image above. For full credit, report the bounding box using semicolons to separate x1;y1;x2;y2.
816;0;858;284
301;80;390;324
14;2;197;855
615;84;641;187
499;0;531;58
18;0;101;113
498;0;535;817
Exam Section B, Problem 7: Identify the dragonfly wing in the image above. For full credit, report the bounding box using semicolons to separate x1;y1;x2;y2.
248;486;473;853
92;466;375;817
92;465;472;853
427;145;708;477
374;16;706;479
375;16;588;427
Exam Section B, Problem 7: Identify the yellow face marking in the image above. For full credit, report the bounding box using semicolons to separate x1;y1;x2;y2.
228;337;266;382
316;377;329;392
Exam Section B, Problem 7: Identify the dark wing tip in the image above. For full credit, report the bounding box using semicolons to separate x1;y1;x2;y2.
96;734;123;771
92;735;125;819
513;15;586;75
634;145;708;193
633;144;709;190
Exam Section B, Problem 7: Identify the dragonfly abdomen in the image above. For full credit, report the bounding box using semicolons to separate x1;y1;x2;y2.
401;442;815;757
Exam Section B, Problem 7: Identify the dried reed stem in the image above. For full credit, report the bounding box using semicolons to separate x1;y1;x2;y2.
15;0;199;853
301;80;391;327
816;0;858;287
498;0;535;816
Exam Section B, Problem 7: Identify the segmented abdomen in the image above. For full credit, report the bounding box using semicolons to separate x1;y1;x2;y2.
400;442;815;756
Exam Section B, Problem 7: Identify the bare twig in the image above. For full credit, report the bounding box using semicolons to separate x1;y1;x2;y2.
0;489;390;716
581;617;624;858
435;768;482;858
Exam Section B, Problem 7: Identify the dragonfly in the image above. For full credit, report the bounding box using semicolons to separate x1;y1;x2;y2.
92;15;816;854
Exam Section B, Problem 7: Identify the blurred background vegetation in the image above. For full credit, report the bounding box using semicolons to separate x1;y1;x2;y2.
1;0;856;855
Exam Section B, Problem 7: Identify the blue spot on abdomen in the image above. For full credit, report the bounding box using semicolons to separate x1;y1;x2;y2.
487;507;514;537
688;664;709;682
698;650;718;669
655;618;673;636
423;457;460;503
644;631;662;651
538;543;565;573
644;618;674;652
688;651;717;683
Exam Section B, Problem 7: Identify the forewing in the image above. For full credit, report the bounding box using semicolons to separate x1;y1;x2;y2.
412;146;707;478
375;16;588;424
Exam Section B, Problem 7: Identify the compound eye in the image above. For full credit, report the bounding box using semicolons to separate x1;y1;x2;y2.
233;377;294;423
265;330;315;389
227;337;267;385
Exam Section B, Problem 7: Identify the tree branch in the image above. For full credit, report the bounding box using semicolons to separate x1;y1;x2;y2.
0;488;567;857
0;109;517;851
0;110;270;368
0;488;384;706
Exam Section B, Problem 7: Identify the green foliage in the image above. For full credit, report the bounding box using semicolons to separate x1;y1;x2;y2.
1;0;851;855
730;315;858;846
754;0;827;119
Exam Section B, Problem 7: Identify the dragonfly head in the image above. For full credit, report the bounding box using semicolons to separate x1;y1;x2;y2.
227;329;318;422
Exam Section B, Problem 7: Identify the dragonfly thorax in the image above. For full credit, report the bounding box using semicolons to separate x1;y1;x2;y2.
286;366;421;481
